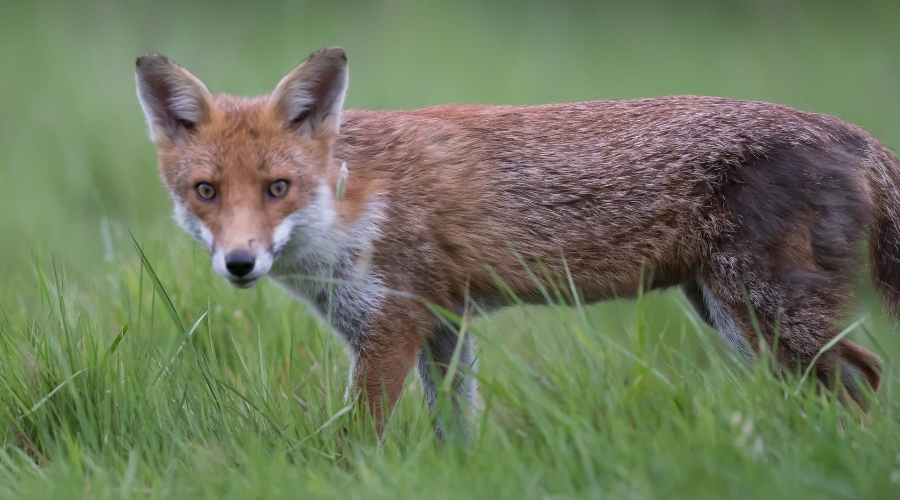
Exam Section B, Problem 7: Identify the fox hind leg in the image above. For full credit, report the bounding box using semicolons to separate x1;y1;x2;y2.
696;256;881;410
694;144;881;409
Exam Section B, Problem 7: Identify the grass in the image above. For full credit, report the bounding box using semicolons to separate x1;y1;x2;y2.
2;0;900;498
4;229;900;499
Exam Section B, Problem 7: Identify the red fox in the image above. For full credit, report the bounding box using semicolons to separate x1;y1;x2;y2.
136;46;895;434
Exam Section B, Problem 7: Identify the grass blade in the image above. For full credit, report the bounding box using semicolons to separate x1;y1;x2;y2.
129;230;185;334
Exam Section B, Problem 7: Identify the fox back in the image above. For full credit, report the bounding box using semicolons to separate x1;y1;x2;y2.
137;47;898;434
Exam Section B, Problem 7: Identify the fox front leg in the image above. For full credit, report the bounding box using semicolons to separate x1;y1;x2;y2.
346;308;423;434
417;322;477;442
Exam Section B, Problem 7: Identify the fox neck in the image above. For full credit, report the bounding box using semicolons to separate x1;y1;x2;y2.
269;180;385;346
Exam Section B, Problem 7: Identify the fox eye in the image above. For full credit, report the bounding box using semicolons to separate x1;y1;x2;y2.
196;183;216;201
268;180;290;198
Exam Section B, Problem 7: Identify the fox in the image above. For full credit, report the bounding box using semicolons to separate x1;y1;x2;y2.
136;46;897;435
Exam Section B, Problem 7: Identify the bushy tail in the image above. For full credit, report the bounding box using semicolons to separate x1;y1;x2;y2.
869;141;900;323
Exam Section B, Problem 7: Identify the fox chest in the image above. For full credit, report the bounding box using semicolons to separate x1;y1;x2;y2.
269;256;382;349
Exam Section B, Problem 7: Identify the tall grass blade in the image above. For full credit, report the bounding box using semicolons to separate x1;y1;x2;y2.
129;230;185;334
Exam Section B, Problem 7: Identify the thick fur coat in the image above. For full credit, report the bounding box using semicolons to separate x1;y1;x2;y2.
136;47;897;434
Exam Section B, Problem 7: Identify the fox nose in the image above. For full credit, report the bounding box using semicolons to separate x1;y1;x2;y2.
225;250;255;277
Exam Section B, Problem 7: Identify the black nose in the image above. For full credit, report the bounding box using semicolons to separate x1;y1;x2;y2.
225;250;255;277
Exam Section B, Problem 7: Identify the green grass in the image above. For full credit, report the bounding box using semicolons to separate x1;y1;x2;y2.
2;0;900;498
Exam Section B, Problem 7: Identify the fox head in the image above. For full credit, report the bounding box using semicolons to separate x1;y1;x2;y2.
135;47;349;288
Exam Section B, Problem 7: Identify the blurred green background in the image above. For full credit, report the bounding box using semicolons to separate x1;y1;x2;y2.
1;0;898;282
2;1;900;497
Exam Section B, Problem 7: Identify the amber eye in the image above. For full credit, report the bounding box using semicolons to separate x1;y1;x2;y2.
268;180;290;198
195;183;216;201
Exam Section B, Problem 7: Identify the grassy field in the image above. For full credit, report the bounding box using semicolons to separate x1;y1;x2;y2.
2;0;900;498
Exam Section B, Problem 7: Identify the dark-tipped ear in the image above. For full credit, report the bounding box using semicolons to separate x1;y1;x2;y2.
270;47;348;140
135;54;212;145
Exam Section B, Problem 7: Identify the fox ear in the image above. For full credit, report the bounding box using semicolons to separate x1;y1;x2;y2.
270;47;348;140
135;54;212;145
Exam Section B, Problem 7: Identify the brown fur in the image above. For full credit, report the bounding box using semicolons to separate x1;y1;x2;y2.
137;47;898;433
336;101;888;413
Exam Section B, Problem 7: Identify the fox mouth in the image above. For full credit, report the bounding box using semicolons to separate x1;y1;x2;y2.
228;277;260;289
